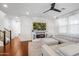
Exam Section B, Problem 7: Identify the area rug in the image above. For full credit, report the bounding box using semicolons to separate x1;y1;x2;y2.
28;40;42;56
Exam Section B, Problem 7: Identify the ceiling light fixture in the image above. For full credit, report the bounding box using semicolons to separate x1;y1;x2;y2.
26;12;29;15
3;4;8;8
15;16;19;18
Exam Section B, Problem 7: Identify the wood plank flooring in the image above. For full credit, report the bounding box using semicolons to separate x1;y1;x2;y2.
0;37;28;56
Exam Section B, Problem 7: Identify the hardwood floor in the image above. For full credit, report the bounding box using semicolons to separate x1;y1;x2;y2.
21;41;28;56
0;37;28;56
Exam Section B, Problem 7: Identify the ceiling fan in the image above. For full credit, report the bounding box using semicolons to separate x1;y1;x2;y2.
43;3;61;13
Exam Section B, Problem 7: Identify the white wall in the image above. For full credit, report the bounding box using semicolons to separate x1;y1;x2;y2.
6;17;21;38
20;17;32;41
0;10;56;41
0;11;11;31
0;10;21;39
0;11;6;30
20;16;55;41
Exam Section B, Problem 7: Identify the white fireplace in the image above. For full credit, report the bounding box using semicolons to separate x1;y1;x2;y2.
32;30;47;39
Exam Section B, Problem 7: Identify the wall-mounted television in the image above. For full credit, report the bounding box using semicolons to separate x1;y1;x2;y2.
33;22;46;30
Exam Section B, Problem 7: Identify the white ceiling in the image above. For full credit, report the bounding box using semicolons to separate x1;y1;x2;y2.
0;3;79;18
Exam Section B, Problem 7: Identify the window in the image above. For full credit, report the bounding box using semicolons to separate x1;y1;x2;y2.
57;18;67;26
69;14;79;25
68;25;79;34
56;17;68;33
59;26;67;33
68;13;79;34
56;13;79;35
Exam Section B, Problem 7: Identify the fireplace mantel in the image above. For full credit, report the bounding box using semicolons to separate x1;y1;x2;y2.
33;30;47;32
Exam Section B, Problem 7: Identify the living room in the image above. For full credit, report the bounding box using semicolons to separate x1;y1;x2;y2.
0;3;79;56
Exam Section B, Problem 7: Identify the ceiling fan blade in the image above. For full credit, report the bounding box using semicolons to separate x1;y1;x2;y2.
43;9;50;13
51;3;55;8
53;8;61;12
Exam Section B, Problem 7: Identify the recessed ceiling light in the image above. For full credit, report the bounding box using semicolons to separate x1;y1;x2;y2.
26;12;29;15
3;4;8;8
15;16;19;18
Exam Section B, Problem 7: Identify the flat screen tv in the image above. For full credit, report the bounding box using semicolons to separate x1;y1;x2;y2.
33;22;46;30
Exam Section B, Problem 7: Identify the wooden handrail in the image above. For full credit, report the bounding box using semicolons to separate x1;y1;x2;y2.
0;28;12;53
10;30;11;45
3;31;6;50
4;28;10;32
4;28;12;44
0;30;4;32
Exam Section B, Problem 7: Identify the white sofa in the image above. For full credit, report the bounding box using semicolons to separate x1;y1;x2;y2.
53;35;79;43
33;38;59;46
29;38;59;56
42;38;59;45
42;42;79;56
41;34;79;56
42;44;59;56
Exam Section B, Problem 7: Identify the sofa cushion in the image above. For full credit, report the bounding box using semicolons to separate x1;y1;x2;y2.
57;43;79;56
43;38;58;45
